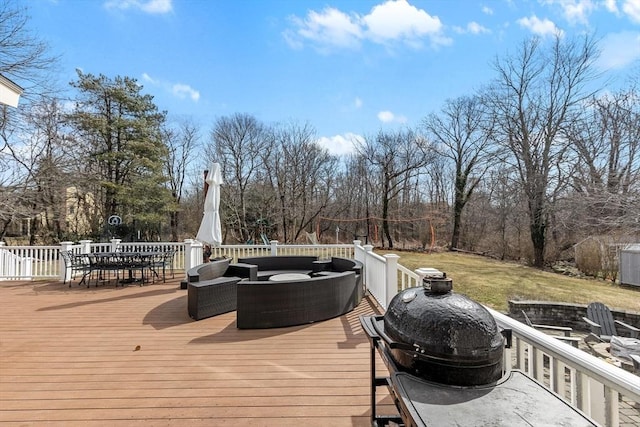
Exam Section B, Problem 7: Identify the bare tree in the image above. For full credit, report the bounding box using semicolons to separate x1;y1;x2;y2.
566;88;640;234
208;113;269;243
465;165;529;259
164;119;201;241
487;35;599;267
422;95;498;250
0;1;59;240
22;97;77;243
264;122;337;243
0;1;59;98
356;129;433;248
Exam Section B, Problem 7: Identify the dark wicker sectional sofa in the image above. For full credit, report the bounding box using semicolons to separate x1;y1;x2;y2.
186;255;363;328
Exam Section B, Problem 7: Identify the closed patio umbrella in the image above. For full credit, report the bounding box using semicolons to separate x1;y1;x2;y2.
196;163;223;247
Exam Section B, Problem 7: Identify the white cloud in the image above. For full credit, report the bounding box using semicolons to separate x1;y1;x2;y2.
604;0;618;13
517;15;564;37
142;72;157;84
597;31;640;70
140;0;172;13
104;0;172;14
142;73;200;102
354;97;363;108
377;110;407;124
623;0;640;23
362;0;449;47
454;21;491;34
172;84;200;101
317;133;363;156
482;6;494;15
284;7;362;51
467;21;490;34
541;0;595;25
284;0;451;52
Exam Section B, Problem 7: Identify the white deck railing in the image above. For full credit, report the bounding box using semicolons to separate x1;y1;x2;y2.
0;239;356;282
359;248;640;427
492;309;640;426
1;239;638;425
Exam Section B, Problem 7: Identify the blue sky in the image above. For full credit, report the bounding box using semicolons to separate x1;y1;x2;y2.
29;0;640;155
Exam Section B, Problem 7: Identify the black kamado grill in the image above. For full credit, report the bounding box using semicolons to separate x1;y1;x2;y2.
360;271;598;427
384;274;504;386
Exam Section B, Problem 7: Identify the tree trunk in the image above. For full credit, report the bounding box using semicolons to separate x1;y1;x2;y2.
170;210;178;242
382;178;393;249
529;203;546;268
450;208;462;250
450;176;466;250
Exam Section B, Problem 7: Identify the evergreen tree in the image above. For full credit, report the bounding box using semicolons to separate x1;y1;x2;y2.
67;70;171;239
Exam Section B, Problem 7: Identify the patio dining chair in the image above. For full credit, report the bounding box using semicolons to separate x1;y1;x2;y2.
89;252;126;286
150;249;175;282
521;310;581;347
582;302;640;343
60;250;94;287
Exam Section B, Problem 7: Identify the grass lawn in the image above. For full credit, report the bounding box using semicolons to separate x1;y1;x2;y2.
378;250;640;313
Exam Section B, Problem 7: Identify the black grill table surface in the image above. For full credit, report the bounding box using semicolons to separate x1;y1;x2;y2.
360;315;598;427
391;370;597;427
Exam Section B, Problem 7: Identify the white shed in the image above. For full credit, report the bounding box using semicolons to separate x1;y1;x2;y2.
619;244;640;287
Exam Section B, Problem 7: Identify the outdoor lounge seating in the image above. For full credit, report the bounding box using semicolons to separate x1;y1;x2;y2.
187;257;238;320
188;276;242;320
521;310;581;347
583;302;640;343
186;255;363;327
187;256;232;282
237;255;318;280
236;270;361;329
234;256;363;329
186;259;260;320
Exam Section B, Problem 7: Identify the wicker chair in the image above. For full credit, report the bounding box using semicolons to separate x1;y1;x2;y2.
188;277;241;320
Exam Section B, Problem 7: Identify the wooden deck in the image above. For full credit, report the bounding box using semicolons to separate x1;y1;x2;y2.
0;277;396;426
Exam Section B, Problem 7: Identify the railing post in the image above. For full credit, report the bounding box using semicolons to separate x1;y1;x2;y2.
78;240;92;254
363;244;373;290
60;241;74;282
110;238;121;253
589;380;606;426
270;240;278;256
0;242;5;278
384;254;400;308
604;386;619;427
183;239;202;277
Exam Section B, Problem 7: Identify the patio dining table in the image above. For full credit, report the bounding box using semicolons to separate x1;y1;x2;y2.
89;251;164;286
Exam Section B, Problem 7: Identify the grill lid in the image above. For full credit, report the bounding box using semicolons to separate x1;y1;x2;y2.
383;276;505;386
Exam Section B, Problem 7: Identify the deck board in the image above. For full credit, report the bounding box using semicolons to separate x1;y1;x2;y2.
0;278;397;426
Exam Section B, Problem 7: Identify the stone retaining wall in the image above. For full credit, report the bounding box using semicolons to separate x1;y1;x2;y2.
508;300;640;333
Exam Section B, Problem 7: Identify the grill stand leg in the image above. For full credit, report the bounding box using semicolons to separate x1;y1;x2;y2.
365;318;404;427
